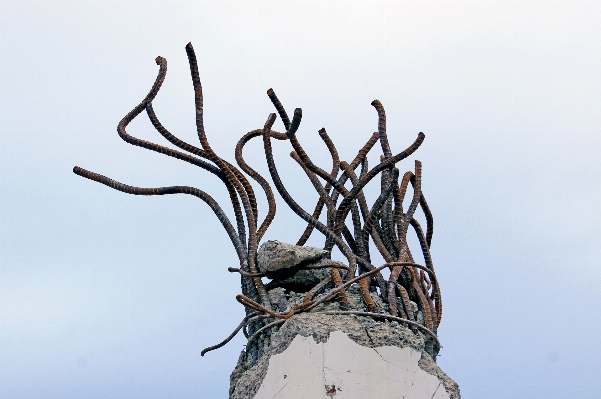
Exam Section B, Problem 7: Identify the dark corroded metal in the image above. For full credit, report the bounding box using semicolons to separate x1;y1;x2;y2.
334;132;425;233
73;41;443;358
200;312;263;356
235;129;287;241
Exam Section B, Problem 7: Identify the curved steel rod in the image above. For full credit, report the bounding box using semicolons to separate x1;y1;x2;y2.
201;312;266;356
262;113;373;309
246;319;286;345
185;43;269;309
361;169;400;260
299;132;379;247
371;100;392;158
267;88;291;130
73;47;442;358
146;102;249;248
235;129;288;241
334;132;425;234
73;166;246;261
410;217;442;325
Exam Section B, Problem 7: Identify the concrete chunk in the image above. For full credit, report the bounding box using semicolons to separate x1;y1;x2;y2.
257;240;329;273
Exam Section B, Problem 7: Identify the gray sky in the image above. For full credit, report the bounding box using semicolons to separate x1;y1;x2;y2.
1;1;600;398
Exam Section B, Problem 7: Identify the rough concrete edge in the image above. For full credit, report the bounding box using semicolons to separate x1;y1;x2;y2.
419;352;461;399
230;313;460;399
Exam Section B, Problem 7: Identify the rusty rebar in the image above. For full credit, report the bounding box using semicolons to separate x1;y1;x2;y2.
371;100;392;158
334;132;425;234
261;114;360;305
73;45;444;357
200;312;264;356
185;43;270;310
303;276;333;305
73;166;246;261
146;102;249;248
235;129;288;241
246;319;286;345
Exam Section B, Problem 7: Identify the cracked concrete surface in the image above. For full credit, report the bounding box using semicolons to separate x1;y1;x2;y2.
248;331;451;399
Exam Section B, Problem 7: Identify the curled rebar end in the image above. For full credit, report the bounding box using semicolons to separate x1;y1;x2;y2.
371;99;383;108
155;56;165;65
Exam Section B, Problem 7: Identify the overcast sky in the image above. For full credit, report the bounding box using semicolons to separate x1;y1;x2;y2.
1;1;600;398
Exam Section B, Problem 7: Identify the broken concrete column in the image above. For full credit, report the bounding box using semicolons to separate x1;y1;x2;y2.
230;241;459;398
230;287;460;399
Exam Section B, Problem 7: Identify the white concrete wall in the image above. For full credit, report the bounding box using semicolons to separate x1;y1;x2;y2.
254;331;450;399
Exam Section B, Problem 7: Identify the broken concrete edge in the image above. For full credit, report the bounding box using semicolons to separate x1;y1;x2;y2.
230;312;460;399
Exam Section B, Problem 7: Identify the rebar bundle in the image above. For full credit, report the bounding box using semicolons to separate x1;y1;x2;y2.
74;42;442;360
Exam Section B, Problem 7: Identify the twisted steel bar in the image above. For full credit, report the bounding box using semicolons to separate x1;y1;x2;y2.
295;128;341;246
74;45;444;358
409;218;442;324
334;132;425;234
246;320;286;345
340;156;396;264
261;114;360;295
146;102;249;249
303;276;333;305
289;151;357;254
371;100;392;158
288;128;349;196
200;312;264;356
287;151;379;310
115;60;227;180
321;132;378;224
235;129;288;241
420;193;434;248
228;268;266;278
361;169;400;261
185;43;270;310
304;262;428;312
395;282;415;321
267;88;291;130
72;166;246;261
